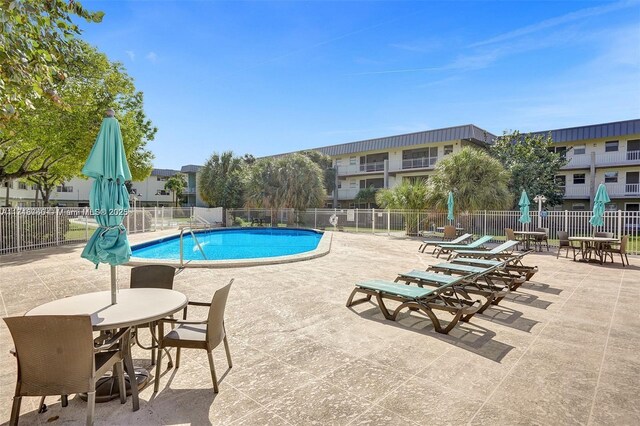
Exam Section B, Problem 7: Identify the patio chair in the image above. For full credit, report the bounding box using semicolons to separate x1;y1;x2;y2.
130;265;176;365
504;228;521;251
452;252;539;281
418;233;472;254
154;280;234;393
534;228;549;251
556;231;576;259
4;315;134;426
451;240;520;261
603;235;629;267
433;235;494;259
346;277;481;334
442;225;457;241
594;232;615;261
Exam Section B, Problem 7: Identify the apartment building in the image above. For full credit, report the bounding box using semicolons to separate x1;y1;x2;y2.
307;119;640;211
1;167;202;208
310;124;495;208
536;120;640;212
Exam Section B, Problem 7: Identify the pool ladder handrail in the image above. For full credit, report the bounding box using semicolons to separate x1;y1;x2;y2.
179;227;207;266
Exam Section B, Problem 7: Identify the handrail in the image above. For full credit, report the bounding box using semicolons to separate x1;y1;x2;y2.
179;227;207;267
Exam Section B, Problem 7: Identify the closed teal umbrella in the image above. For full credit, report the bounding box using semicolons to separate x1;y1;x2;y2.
518;190;531;226
589;183;610;227
81;110;132;304
447;191;454;222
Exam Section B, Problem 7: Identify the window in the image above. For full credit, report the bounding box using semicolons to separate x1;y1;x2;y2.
605;203;617;211
156;176;169;181
444;145;453;155
4;181;13;189
572;203;586;211
573;173;586;185
56;185;73;193
335;159;342;167
555;175;566;187
349;156;357;165
573;145;586;155
549;146;567;156
605;141;619;152
18;182;27;190
604;172;618;183
156;189;170;196
349;181;357;189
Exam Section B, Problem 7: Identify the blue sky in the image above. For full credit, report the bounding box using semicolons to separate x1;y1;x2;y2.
81;0;640;169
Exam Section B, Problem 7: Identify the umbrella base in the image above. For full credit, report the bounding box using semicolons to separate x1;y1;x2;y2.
79;368;149;403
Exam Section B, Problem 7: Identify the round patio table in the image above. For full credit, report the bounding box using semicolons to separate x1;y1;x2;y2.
569;236;619;264
26;288;188;408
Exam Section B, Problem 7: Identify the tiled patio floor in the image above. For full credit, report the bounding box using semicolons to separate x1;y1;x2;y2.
1;231;639;425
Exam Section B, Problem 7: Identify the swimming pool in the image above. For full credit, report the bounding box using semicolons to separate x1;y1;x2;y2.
130;228;327;266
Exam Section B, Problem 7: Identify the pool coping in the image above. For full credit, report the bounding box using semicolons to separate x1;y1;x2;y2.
126;227;332;268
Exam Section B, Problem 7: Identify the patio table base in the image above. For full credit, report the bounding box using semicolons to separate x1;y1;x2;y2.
79;368;149;403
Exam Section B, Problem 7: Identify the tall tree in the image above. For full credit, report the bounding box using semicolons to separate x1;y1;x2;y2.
0;42;155;184
198;151;245;208
0;0;104;119
165;174;186;207
244;154;326;223
426;147;512;211
300;150;336;194
375;180;430;235
491;131;568;207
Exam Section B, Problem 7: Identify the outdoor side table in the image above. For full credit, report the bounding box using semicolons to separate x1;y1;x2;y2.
514;231;547;251
26;288;188;408
569;236;619;264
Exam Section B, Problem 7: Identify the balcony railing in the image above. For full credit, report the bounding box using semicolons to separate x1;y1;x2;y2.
562;185;589;198
182;187;197;194
564;150;640;168
359;162;385;172
401;157;437;169
626;183;640;195
335;188;360;200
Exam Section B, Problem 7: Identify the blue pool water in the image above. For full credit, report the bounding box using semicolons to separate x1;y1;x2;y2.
131;228;323;261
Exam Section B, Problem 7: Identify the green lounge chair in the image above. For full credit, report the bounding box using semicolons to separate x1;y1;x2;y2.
427;261;523;292
346;278;481;334
434;235;494;259
452;240;519;259
418;233;472;254
395;265;509;313
451;255;538;282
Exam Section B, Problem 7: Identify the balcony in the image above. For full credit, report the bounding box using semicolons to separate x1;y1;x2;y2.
336;163;385;176
333;188;360;200
182;187;197;195
359;162;385;173
401;157;437;170
563;150;640;169
562;185;589;198
603;183;640;197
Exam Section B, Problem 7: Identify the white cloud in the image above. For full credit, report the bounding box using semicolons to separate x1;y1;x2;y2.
146;52;158;63
125;50;135;61
469;0;638;48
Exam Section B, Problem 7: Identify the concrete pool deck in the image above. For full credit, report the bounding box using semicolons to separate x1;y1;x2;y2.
1;230;639;425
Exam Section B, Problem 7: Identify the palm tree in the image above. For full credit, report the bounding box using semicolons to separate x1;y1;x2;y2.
425;147;512;211
375;180;430;235
198;151;244;208
354;186;378;208
165;174;186;207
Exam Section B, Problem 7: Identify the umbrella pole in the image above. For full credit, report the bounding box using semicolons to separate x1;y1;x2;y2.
110;265;117;304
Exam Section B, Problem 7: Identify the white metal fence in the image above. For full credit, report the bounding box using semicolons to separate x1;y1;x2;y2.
0;207;196;255
226;208;640;255
2;207;639;255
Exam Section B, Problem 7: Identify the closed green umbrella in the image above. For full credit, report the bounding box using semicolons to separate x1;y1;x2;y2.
81;110;132;304
589;183;610;227
447;191;454;222
518;190;531;227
